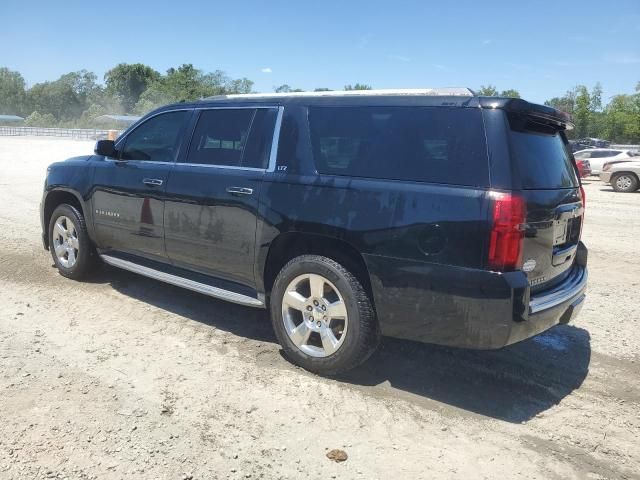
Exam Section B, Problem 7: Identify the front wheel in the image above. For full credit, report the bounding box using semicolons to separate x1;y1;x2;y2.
270;255;380;375
48;204;100;280
611;173;639;193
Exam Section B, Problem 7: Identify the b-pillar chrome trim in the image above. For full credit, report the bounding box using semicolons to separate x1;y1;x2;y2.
100;254;265;308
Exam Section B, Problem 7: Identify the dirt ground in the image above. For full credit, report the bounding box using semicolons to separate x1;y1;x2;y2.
0;136;638;480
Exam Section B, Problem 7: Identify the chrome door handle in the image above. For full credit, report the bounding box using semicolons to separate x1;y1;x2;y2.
226;186;253;195
142;178;163;186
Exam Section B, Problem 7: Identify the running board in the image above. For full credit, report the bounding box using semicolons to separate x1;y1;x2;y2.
99;254;264;308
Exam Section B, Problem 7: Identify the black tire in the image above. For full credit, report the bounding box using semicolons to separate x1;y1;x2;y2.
611;173;639;193
270;255;380;375
48;204;100;280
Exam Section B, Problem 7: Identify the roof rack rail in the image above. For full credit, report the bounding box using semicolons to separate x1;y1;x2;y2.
202;87;475;101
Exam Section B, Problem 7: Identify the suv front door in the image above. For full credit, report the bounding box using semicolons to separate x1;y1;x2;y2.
164;106;280;288
91;109;192;262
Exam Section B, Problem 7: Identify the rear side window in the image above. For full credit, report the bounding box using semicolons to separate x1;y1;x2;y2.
185;108;278;169
308;106;489;186
508;116;578;189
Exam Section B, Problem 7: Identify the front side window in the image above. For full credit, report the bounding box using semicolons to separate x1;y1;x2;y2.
308;106;489;186
120;110;189;162
185;108;278;168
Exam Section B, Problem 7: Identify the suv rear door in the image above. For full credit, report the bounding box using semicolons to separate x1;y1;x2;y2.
163;106;280;288
499;111;583;292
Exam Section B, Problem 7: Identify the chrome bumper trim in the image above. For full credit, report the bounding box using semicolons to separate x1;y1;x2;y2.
529;266;587;314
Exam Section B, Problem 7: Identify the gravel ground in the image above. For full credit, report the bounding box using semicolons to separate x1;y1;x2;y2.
0;136;638;480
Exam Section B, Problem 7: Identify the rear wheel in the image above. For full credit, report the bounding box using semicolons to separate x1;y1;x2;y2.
611;173;639;193
270;255;380;375
49;204;100;280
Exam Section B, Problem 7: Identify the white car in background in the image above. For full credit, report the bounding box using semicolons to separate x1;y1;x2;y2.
573;148;637;175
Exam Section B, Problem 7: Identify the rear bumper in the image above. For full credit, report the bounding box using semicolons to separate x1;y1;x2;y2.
364;242;588;349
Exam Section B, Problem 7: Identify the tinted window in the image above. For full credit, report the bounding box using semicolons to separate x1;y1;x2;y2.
308;106;489;186
242;108;278;169
508;117;578;189
185;108;277;168
121;110;189;162
574;151;590;159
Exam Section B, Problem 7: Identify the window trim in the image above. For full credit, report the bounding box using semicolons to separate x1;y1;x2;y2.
108;108;193;165
179;105;284;172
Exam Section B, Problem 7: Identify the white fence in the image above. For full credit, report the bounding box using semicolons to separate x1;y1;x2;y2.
0;126;114;141
611;144;640;151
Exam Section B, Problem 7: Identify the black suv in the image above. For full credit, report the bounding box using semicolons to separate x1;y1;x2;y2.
41;89;588;375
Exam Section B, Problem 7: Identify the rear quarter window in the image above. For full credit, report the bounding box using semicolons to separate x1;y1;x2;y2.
308;106;489;187
507;115;578;189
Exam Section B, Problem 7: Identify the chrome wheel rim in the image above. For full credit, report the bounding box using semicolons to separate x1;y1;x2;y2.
53;216;79;268
616;175;632;190
281;273;348;358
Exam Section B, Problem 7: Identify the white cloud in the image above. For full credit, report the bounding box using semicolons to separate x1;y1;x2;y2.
482;39;492;45
261;67;273;73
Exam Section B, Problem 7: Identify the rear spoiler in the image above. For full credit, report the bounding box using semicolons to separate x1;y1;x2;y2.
478;97;574;131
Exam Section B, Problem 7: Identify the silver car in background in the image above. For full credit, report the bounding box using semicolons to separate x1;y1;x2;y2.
600;159;640;192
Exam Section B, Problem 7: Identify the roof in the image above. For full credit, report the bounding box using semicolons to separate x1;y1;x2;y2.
204;87;474;101
95;114;141;124
0;114;24;122
153;89;572;130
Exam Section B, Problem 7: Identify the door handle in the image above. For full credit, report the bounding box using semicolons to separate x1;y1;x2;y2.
142;178;163;187
226;186;253;196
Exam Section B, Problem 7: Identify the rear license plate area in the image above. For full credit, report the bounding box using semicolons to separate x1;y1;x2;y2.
553;219;568;246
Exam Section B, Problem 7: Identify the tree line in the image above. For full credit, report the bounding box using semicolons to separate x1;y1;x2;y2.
1;64;638;143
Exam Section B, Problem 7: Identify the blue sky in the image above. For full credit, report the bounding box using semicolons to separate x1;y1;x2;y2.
2;0;639;103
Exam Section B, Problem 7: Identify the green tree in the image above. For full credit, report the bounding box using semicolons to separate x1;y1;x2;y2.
104;63;160;113
573;85;592;138
344;83;372;90
314;87;332;92
134;64;249;114
603;93;640;143
24;111;57;127
545;90;577;115
477;85;520;97
477;85;498;96
499;89;521;98
0;67;27;116
25;70;102;122
226;77;254;94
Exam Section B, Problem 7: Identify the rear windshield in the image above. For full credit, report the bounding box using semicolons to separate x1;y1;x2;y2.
308;106;489;187
508;116;579;189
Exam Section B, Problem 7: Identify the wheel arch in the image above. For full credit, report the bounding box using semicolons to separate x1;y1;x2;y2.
42;189;88;249
262;232;374;305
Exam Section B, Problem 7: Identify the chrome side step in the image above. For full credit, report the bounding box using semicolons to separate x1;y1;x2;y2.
99;254;265;308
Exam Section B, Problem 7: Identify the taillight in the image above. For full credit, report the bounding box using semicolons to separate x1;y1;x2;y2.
488;192;525;271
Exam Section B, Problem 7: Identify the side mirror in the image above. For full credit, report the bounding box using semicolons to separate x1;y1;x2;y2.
94;140;117;158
